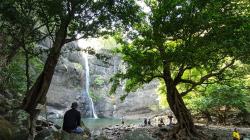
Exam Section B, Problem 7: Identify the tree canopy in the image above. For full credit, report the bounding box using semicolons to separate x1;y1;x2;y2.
111;0;250;138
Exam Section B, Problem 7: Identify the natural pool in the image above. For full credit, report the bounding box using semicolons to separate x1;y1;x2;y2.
52;118;143;130
82;118;142;129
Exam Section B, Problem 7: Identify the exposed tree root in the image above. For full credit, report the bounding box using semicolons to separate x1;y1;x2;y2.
154;125;207;140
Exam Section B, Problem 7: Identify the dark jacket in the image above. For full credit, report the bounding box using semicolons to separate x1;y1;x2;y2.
62;108;81;132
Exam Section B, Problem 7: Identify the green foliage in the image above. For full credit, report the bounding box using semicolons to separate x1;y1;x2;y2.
156;80;168;109
0;52;43;94
148;104;161;112
1;0;141;102
0;0;43;63
186;84;250;113
184;63;250;122
110;0;250;105
0;55;26;94
89;90;101;102
185;82;250;125
93;76;105;87
73;63;83;71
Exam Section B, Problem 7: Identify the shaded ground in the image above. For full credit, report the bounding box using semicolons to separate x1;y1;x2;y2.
93;124;250;140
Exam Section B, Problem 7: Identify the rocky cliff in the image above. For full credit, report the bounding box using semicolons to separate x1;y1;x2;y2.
45;39;161;119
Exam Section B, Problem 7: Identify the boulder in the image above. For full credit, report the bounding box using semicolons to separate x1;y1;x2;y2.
60;131;89;140
35;129;52;140
121;129;155;140
243;113;250;125
0;115;30;140
0;116;14;140
7;109;30;129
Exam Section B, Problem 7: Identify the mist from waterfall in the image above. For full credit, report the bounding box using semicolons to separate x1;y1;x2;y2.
83;53;98;119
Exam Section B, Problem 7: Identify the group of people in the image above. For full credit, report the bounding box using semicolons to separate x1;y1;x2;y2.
142;115;174;127
144;118;152;126
61;102;245;140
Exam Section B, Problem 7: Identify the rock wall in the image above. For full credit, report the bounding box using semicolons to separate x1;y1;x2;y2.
46;39;161;119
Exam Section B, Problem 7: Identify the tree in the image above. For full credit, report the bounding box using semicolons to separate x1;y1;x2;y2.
0;0;47;95
4;0;140;135
111;0;250;138
1;0;141;135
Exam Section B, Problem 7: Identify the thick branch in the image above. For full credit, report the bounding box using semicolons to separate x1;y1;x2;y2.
174;65;192;85
142;74;164;83
180;59;235;96
174;64;185;84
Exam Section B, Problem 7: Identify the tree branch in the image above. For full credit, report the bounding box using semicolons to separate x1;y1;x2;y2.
173;64;192;85
142;74;164;83
180;59;235;96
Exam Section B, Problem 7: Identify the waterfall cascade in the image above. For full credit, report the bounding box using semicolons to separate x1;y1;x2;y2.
83;53;98;119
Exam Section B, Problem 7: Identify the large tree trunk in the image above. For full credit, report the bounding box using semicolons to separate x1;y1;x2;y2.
163;75;201;139
22;23;69;135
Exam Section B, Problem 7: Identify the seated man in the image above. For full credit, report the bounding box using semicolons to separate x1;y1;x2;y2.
63;102;83;134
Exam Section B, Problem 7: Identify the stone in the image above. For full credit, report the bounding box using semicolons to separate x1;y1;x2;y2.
54;124;61;129
0;116;29;140
36;125;43;132
61;131;89;140
42;121;49;127
50;125;59;132
34;129;52;140
11;109;30;127
121;129;155;140
0;116;14;140
93;135;109;140
36;120;43;125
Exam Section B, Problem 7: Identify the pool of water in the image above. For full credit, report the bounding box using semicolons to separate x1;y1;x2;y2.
83;118;142;129
52;118;142;130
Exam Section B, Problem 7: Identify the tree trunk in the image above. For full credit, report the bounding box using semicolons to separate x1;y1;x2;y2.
164;78;200;139
202;110;212;125
22;22;69;135
23;45;31;92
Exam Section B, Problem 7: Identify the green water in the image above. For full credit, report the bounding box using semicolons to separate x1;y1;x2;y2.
53;118;142;130
83;118;142;129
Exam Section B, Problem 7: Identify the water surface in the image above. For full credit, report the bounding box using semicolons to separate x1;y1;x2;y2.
83;118;142;129
53;118;142;130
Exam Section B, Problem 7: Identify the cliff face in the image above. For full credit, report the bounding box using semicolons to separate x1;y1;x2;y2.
46;40;161;119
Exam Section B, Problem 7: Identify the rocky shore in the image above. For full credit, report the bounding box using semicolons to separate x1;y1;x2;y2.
92;124;250;140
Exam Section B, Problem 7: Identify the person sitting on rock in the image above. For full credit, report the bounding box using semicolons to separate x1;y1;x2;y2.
232;128;240;140
158;118;165;127
63;102;84;134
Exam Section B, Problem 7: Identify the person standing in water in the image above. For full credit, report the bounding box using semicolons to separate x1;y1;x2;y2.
147;119;151;126
121;117;124;125
144;118;147;126
63;102;84;133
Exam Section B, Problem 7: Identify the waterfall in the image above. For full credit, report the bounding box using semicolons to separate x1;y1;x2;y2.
83;53;98;119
